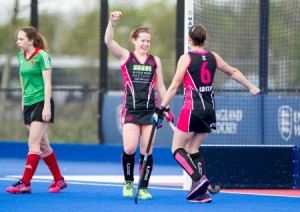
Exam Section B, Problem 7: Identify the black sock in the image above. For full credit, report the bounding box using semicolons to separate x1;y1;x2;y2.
190;152;206;176
173;148;201;181
139;154;153;188
121;151;135;181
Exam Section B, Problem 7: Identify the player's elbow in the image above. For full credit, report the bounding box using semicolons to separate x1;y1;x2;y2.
104;38;110;46
104;35;112;46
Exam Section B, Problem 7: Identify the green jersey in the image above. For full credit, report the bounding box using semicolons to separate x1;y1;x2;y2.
18;49;51;106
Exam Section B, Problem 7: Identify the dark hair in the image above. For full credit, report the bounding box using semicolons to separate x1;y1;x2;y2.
17;26;50;54
189;25;206;46
129;27;151;41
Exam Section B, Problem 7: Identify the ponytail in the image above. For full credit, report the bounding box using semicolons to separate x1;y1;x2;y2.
17;26;51;54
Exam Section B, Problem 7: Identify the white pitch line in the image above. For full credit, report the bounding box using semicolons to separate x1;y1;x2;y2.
4;175;184;185
0;176;184;191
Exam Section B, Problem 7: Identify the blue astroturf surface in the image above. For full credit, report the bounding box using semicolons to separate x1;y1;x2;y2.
0;142;300;212
1;158;300;212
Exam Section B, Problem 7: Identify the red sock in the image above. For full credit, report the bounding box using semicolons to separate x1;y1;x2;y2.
42;151;63;180
21;153;40;185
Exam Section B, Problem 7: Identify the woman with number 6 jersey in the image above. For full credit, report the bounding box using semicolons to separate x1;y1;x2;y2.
152;25;260;203
6;26;67;194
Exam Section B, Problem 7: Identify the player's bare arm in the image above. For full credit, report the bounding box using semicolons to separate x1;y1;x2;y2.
154;56;167;101
104;11;129;62
42;69;52;122
161;54;189;107
213;52;260;95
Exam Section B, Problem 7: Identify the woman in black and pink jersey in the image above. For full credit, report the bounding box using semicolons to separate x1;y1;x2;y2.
153;25;260;203
104;11;174;200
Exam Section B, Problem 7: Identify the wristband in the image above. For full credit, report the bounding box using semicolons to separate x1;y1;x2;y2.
159;105;166;111
160;106;171;112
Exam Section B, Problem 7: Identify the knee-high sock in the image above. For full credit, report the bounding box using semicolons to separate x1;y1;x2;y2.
122;151;135;181
190;152;206;176
139;154;153;188
42;150;63;180
173;148;201;181
21;152;40;185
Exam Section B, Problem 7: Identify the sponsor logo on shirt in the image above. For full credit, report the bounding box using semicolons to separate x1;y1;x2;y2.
133;65;152;72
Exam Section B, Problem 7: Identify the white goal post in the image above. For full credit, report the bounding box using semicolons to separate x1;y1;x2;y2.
182;0;194;190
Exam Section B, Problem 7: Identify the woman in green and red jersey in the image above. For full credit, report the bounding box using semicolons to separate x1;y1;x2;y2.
6;26;67;194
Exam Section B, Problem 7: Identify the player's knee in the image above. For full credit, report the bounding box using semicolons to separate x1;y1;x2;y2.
123;147;136;155
40;147;52;156
28;147;40;154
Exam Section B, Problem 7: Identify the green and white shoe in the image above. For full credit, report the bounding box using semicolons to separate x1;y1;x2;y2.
123;181;133;197
138;188;152;200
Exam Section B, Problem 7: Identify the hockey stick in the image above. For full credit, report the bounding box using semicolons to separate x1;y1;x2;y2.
166;121;220;195
134;122;157;204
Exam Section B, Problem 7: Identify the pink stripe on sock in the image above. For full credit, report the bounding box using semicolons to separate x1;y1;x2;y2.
175;152;194;175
